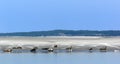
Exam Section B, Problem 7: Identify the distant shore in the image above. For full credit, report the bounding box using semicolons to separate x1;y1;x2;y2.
1;30;120;36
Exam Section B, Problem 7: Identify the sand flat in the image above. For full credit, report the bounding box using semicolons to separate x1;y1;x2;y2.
0;36;120;50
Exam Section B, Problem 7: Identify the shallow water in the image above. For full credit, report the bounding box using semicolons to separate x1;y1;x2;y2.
0;52;120;64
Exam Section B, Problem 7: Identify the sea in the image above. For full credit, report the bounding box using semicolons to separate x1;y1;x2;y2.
0;52;120;64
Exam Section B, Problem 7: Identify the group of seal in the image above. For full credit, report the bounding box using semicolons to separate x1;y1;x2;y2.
2;45;109;53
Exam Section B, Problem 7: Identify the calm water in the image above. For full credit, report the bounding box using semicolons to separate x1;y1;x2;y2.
0;52;120;64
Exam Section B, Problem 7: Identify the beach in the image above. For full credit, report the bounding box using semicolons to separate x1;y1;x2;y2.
0;36;120;53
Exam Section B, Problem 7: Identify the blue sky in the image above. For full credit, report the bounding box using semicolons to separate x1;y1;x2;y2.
0;0;120;32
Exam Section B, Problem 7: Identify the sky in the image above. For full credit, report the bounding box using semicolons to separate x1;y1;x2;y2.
0;0;120;33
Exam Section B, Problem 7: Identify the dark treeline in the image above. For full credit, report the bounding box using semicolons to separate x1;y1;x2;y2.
0;30;120;36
